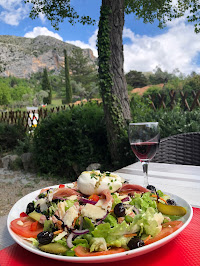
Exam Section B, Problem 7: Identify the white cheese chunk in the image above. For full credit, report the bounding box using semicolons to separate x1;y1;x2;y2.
67;195;78;201
63;205;79;228
81;204;107;220
17;220;24;226
57;201;66;219
95;199;112;212
52;231;68;242
35;198;48;212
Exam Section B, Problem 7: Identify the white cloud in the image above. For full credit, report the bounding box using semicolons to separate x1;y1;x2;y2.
0;0;46;25
38;12;46;23
123;22;200;74
0;0;30;26
24;27;63;41
66;29;98;57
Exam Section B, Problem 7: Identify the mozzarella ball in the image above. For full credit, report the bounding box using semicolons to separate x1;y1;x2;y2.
77;170;124;195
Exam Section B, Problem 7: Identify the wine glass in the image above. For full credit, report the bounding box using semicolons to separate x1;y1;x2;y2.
129;122;160;188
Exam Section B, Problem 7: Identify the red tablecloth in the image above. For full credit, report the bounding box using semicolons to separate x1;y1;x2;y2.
1;208;199;266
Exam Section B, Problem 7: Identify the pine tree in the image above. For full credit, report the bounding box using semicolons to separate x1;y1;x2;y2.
42;68;52;104
64;49;72;103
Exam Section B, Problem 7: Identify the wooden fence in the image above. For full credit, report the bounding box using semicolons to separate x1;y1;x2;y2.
148;90;200;111
0;90;200;129
0;100;102;130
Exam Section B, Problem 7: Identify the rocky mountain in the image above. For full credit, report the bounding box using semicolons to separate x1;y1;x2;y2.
0;35;96;78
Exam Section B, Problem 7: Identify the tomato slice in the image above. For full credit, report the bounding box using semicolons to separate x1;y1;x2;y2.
88;194;100;202
162;221;184;232
30;221;39;231
59;184;65;188
20;212;28;217
10;217;43;238
145;221;183;245
74;246;126;257
145;227;173;245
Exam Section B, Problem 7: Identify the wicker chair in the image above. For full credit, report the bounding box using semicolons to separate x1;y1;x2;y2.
152;132;200;166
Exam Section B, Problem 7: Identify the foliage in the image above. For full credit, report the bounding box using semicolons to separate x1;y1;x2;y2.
25;0;200;33
15;134;34;155
142;85;163;108
0;81;11;105
24;0;95;30
33;90;49;106
41;68;52;104
0;123;26;152
182;73;200;106
68;48;98;92
130;94;200;139
0;77;35;106
125;0;200;33
32;103;109;180
64;49;72;103
125;70;148;88
142;73;200;110
149;67;175;85
32;102;134;179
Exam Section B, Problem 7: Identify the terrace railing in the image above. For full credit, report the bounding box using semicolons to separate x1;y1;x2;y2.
148;90;200;111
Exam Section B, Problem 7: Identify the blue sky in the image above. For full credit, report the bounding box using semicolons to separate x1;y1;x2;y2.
0;0;200;75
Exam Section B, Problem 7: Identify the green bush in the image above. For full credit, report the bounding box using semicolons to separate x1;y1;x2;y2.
0;123;26;152
33;102;135;180
130;94;200;138
32;103;110;180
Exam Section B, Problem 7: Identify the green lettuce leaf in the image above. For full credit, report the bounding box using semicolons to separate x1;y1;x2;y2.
129;192;157;212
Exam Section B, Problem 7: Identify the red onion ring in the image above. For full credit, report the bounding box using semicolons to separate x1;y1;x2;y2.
53;196;67;200
67;233;74;248
121;196;130;202
79;197;97;205
72;229;90;235
95;212;109;225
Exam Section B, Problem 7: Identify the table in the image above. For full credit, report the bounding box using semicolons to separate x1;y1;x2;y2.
1;162;199;251
115;162;200;208
0;162;200;265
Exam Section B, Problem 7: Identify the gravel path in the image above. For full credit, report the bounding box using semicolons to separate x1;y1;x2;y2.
0;168;62;216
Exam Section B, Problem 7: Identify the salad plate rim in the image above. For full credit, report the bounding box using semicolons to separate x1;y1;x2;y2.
7;184;193;263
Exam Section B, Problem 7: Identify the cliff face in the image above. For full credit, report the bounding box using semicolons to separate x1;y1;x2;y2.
0;35;96;78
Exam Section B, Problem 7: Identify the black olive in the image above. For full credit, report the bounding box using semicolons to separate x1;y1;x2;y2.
146;185;156;192
37;231;54;245
127;237;145;250
26;202;35;214
35;204;41;213
114;203;126;217
52;199;59;204
38;193;45;199
166;199;177;206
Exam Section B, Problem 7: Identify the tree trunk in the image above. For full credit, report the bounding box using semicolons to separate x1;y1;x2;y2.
98;0;131;163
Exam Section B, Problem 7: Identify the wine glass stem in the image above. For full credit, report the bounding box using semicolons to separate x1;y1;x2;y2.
142;161;149;188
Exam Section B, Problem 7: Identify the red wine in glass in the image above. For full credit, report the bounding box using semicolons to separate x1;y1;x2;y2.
129;122;160;188
131;142;159;161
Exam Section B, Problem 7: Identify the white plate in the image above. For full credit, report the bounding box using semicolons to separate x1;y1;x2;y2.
7;185;193;264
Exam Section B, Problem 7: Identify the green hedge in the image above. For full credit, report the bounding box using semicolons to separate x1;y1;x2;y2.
0;123;26;152
32;103;109;180
32;102;135;180
130;94;200;138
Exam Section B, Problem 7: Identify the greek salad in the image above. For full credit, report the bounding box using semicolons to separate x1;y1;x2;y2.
10;170;187;257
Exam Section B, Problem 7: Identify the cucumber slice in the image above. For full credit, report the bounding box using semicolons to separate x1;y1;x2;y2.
28;211;43;221
38;243;68;254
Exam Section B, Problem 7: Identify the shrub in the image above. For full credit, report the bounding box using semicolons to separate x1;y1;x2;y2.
0;123;26;152
130;94;200;139
32;103;110;180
